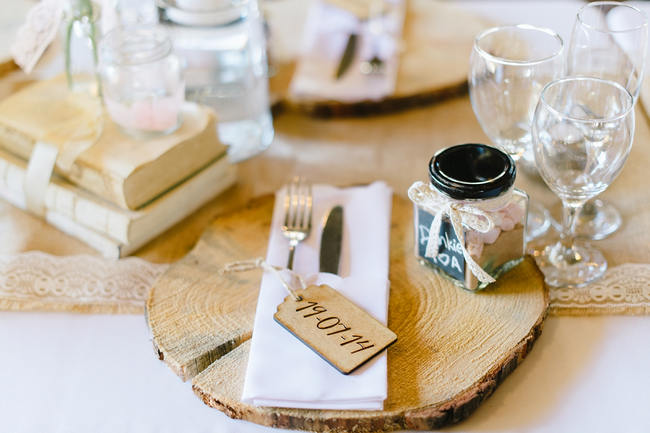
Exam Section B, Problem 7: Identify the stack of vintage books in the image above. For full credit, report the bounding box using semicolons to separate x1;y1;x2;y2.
0;76;236;258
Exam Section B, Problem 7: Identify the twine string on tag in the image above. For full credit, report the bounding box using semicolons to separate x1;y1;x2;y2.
408;181;513;284
219;258;305;301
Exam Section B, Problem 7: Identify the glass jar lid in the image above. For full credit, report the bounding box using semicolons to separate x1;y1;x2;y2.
428;143;516;200
157;0;249;27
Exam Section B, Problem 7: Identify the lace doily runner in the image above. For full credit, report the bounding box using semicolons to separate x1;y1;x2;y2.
548;263;650;316
0;252;647;315
0;251;168;314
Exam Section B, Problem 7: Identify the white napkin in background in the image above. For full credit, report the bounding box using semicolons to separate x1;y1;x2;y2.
241;182;393;410
289;0;405;102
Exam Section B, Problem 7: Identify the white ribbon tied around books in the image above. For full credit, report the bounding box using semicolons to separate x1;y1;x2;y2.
24;142;59;216
23;104;103;217
407;181;514;285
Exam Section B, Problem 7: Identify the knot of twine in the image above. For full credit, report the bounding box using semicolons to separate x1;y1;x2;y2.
219;257;305;301
408;181;512;284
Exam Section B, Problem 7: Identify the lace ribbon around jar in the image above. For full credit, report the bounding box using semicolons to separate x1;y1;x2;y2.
0;251;168;314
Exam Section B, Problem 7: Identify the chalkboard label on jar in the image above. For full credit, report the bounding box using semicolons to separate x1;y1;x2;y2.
416;207;466;281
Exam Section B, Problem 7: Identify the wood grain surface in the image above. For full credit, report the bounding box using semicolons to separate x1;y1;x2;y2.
147;194;548;431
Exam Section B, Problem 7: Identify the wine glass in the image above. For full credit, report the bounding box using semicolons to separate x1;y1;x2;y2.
469;24;564;241
532;77;634;287
567;1;648;240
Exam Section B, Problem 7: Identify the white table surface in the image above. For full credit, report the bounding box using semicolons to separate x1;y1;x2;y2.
2;1;650;432
2;313;649;433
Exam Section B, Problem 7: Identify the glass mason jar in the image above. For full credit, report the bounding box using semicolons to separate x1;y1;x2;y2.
63;0;102;94
157;0;274;162
99;26;185;137
409;143;528;291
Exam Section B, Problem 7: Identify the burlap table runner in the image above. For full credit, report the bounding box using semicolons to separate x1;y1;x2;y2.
0;2;647;316
0;101;647;315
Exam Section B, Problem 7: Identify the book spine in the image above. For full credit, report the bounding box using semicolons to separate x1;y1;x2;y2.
46;187;131;243
45;212;122;259
126;159;236;246
0;162;122;257
0;153;238;258
0;156;132;242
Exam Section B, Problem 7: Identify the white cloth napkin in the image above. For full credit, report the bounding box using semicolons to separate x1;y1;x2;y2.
241;182;393;410
289;0;405;102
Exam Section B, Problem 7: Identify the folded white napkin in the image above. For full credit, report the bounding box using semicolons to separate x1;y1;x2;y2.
241;182;393;410
289;0;405;102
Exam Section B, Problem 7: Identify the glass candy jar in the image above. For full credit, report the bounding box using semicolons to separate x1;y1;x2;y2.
157;0;274;162
99;26;184;137
408;143;528;291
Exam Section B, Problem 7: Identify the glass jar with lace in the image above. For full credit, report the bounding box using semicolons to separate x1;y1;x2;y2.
408;143;528;291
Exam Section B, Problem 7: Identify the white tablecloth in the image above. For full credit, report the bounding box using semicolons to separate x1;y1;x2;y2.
3;1;650;432
2;313;650;433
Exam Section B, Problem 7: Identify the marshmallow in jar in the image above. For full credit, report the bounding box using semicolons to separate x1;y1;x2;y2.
408;143;528;291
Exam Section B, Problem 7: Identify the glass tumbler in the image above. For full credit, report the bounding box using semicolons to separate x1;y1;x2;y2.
158;0;274;162
99;26;185;137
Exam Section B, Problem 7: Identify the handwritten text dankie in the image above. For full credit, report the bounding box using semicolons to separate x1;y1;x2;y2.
418;223;464;273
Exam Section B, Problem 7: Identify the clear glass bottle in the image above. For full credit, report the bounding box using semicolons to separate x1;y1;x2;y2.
99;26;184;137
63;0;102;95
157;0;274;162
410;143;529;291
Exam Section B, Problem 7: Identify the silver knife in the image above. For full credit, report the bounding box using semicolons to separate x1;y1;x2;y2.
319;206;344;274
335;33;358;80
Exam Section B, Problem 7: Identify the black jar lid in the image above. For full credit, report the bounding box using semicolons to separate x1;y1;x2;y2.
428;143;516;200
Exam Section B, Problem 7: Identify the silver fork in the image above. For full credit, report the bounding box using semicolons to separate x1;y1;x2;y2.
281;177;313;270
360;0;386;76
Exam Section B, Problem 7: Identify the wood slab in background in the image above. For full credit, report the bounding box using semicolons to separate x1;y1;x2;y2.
147;195;548;431
269;0;491;117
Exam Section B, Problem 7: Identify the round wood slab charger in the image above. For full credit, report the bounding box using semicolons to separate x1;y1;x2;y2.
269;1;492;117
147;195;548;431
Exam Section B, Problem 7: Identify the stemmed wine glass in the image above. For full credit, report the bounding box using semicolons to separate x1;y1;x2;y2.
532;77;634;287
469;24;564;240
567;1;648;239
